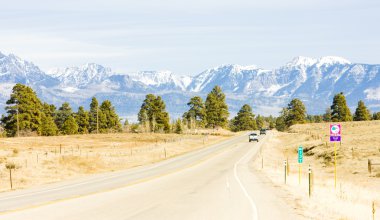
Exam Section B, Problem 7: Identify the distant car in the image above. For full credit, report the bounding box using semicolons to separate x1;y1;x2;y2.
249;133;259;142
260;129;266;135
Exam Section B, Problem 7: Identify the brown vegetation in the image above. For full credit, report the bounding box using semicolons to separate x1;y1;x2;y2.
254;121;380;219
0;131;234;192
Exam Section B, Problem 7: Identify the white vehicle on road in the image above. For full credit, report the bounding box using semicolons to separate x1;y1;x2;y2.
249;133;259;142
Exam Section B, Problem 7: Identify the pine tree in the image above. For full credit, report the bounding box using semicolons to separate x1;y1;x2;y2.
323;108;332;122
353;100;371;121
314;115;323;123
183;96;206;128
275;116;286;132
138;94;170;133
205;86;229;128
62;115;78;135
89;97;99;133
256;115;264;129
76;106;89;134
331;92;352;122
138;94;156;132
137;108;149;132
55;102;73;132
285;98;307;127
40;114;58;136
1;84;44;136
42;102;56;118
275;108;289;132
152;96;170;133
306;115;314;123
269;121;275;130
231;104;257;132
100;100;122;132
373;112;380;120
182;111;191;129
95;109;107;133
174;119;183;134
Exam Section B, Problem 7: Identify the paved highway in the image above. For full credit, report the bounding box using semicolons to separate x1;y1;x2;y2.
0;132;302;220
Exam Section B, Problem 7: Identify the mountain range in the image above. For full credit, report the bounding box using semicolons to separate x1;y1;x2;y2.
0;51;379;121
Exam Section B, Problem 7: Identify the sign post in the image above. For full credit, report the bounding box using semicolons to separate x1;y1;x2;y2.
330;124;341;189
298;146;303;184
308;165;312;197
284;160;287;184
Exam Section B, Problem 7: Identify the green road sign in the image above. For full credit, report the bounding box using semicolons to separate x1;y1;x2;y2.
298;146;303;163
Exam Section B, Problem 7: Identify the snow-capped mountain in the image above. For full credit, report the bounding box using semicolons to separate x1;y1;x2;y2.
130;71;191;91
185;56;379;115
48;63;113;88
0;52;58;87
0;51;379;120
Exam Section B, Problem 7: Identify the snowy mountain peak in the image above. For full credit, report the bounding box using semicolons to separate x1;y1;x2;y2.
317;56;351;65
0;52;54;86
83;63;112;75
0;52;42;75
130;70;191;91
212;64;259;72
285;56;351;68
48;63;113;87
133;70;174;86
287;56;317;67
48;63;112;77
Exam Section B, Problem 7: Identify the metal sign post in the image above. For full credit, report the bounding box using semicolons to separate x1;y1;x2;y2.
298;146;303;184
330;124;341;189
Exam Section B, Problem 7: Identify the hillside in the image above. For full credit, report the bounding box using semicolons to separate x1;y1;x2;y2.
254;121;380;219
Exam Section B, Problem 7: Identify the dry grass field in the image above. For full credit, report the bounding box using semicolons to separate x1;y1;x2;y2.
0;130;235;192
253;121;380;220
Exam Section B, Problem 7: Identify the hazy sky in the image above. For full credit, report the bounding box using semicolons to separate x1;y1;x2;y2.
0;0;379;75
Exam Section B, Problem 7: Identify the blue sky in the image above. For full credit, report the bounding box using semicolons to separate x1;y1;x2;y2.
0;0;379;75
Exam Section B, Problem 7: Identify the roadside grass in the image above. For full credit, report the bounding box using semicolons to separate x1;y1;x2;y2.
253;121;380;220
0;130;236;192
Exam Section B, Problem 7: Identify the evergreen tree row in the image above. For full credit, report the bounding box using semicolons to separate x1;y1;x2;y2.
275;92;380;131
2;84;379;136
181;86;229;130
0;84;121;137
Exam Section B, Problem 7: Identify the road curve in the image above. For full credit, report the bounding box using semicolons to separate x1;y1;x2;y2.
0;132;302;220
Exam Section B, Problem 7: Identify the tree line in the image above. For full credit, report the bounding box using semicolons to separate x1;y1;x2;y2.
0;84;121;137
275;92;380;131
1;83;379;137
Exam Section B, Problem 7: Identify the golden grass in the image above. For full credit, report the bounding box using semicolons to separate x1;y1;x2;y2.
0;131;235;192
253;121;380;220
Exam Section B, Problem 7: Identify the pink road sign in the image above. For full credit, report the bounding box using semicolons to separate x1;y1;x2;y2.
330;124;341;142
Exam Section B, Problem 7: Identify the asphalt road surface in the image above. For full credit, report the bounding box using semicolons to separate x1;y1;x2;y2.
0;132;302;220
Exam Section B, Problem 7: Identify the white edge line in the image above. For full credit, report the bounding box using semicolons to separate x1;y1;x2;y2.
0;133;247;201
233;142;259;220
